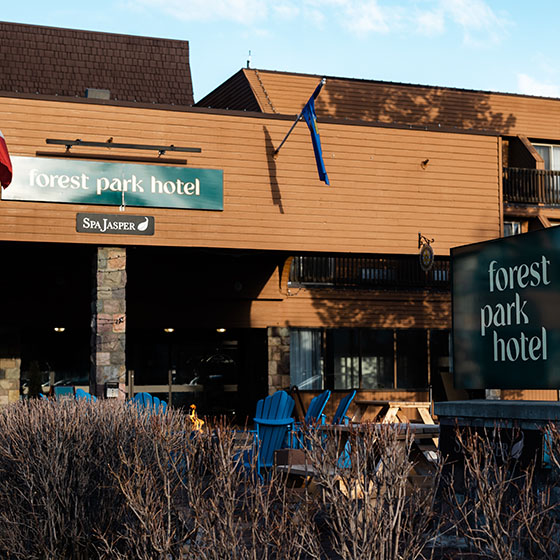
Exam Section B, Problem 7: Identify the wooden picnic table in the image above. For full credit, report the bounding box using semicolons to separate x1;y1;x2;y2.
352;400;434;424
276;422;440;481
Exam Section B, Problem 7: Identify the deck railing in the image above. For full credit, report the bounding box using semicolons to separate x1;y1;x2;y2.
503;167;560;205
289;255;450;290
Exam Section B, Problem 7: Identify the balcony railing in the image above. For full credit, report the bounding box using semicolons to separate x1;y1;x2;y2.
289;255;450;290
503;167;560;205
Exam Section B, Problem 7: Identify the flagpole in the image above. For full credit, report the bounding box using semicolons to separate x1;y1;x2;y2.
273;112;303;156
274;78;326;157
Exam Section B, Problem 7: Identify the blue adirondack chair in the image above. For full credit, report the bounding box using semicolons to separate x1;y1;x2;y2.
75;388;98;402
132;392;154;408
53;386;74;400
332;391;357;467
291;390;331;448
241;390;295;476
132;392;167;414
304;390;331;424
332;390;356;425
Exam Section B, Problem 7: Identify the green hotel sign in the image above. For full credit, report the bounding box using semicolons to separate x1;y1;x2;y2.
452;228;560;389
2;157;223;210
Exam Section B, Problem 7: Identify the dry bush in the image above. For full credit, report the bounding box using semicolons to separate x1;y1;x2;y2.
303;423;443;560
179;423;322;560
445;427;560;560
0;399;136;559
0;400;322;559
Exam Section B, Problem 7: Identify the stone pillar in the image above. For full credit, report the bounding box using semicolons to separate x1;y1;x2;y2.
267;326;290;394
92;247;126;398
0;331;21;405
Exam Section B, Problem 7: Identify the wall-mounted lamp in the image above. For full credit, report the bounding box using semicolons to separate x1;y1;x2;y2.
216;328;226;333
54;327;66;333
421;158;430;169
164;328;175;333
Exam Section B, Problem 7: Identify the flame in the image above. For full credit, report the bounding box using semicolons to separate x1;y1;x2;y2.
188;404;205;431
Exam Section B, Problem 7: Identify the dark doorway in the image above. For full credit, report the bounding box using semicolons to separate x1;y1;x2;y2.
0;241;93;396
127;327;268;422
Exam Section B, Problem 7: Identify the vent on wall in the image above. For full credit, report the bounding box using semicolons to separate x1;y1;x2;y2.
85;88;111;100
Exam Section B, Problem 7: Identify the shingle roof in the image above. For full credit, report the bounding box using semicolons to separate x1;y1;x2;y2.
197;68;560;139
0;21;193;106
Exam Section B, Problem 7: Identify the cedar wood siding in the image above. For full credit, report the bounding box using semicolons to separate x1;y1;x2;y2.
0;95;500;256
200;69;560;141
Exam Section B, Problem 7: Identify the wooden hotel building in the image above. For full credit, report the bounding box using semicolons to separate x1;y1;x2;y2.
0;21;557;417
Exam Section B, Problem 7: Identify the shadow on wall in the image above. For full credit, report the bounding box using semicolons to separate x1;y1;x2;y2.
302;288;451;330
315;80;517;134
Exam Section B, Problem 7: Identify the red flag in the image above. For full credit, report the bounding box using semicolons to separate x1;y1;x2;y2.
0;130;13;188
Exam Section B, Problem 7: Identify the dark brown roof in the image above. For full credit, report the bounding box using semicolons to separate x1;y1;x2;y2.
196;70;261;113
197;68;560;140
0;21;193;105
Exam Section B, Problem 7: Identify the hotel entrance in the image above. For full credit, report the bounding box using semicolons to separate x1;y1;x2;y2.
126;327;268;423
126;245;277;422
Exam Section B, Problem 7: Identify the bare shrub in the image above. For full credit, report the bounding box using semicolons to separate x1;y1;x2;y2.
0;399;136;559
445;427;560;560
0;401;323;559
180;423;322;560
304;423;442;560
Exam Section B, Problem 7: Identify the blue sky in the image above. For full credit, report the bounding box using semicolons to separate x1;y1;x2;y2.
3;0;560;103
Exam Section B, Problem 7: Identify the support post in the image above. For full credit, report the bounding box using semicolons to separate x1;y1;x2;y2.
91;247;127;398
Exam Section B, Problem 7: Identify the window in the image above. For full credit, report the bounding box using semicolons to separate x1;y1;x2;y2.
290;329;323;390
396;330;428;388
533;143;560;202
290;327;439;391
503;221;521;237
533;144;560;170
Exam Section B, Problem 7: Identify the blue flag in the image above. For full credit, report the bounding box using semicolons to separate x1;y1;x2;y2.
301;80;329;186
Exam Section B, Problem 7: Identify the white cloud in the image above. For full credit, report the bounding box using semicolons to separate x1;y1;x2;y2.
415;9;444;36
517;74;560;98
441;0;510;45
134;0;268;24
273;2;300;20
341;1;393;35
130;0;509;44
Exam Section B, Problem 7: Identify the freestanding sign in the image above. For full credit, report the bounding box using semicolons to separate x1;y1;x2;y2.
2;157;223;211
452;228;560;389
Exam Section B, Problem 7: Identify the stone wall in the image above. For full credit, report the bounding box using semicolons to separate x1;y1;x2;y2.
267;327;290;394
92;247;126;398
0;331;21;405
0;358;20;405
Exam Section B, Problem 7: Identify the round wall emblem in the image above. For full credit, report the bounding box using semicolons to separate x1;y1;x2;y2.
419;243;434;271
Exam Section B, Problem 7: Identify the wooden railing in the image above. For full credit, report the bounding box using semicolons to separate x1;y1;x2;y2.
289;255;450;290
503;167;560;205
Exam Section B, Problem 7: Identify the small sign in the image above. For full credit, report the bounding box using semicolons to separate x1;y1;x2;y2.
419;243;434;271
76;213;155;235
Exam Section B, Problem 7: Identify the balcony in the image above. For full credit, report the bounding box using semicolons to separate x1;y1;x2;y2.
503;167;560;205
289;255;450;291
